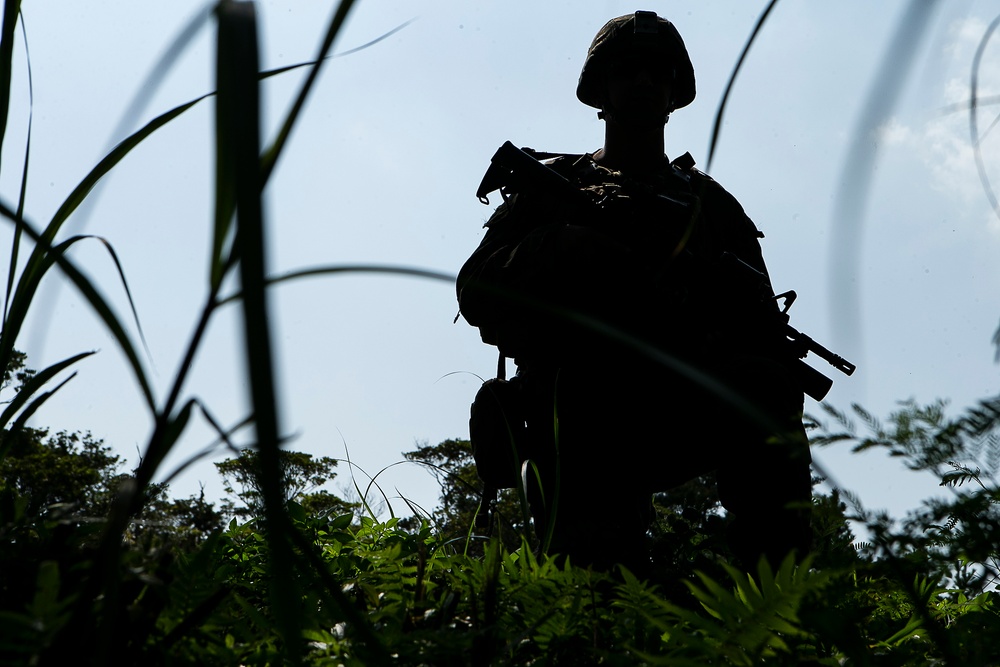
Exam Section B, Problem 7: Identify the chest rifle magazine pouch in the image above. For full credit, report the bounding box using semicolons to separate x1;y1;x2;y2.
469;377;528;489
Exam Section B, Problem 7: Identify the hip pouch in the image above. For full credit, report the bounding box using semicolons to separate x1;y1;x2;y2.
469;377;528;489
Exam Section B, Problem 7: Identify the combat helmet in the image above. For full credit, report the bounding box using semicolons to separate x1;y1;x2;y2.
576;11;696;113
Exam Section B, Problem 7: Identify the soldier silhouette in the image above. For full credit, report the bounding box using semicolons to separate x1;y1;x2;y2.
458;11;813;573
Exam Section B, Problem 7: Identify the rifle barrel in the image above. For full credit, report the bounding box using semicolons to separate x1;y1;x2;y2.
786;326;856;376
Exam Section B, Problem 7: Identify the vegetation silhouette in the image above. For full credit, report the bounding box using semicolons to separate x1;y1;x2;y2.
0;0;997;664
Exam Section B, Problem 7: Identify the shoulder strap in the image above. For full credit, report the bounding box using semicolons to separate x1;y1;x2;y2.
670;152;696;171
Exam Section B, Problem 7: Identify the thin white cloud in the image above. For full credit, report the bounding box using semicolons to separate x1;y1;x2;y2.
881;14;1000;228
876;116;914;146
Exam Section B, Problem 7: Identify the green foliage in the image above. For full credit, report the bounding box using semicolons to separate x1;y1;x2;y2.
0;348;30;390
647;473;734;589
114;512;840;666
3;403;1000;665
807;396;1000;665
215;448;357;520
0;427;121;518
403;437;530;554
388;401;1000;666
812;398;1000;594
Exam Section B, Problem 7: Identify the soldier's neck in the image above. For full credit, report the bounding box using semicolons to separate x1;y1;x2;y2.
593;120;667;173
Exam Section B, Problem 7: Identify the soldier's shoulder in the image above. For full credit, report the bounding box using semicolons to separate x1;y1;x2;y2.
669;153;760;235
669;153;722;188
671;156;741;204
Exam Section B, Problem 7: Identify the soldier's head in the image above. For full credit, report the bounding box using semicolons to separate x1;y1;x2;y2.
576;11;696;128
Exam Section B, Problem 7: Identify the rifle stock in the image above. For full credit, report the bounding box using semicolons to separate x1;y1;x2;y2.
476;141;576;204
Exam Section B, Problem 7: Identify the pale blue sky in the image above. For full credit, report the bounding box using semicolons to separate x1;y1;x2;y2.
4;1;999;520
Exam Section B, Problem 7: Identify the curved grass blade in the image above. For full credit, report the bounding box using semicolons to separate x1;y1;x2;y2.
157;404;254;487
0;234;137;373
9;371;75;435
397;491;432;522
706;0;780;172
209;0;362;288
86;234;152;360
0;218;155;409
215;261;779;435
361;459;419;520
253;18;412;80
259;0;358;184
215;263;454;306
0;349;93;432
338;443;388;520
12;232;156;367
12;95;204;370
969;13;1000;221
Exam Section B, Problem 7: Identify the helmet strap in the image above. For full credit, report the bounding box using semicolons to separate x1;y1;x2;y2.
598;104;669;128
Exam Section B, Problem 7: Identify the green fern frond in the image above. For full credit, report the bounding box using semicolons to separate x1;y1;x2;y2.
940;469;981;489
624;555;830;664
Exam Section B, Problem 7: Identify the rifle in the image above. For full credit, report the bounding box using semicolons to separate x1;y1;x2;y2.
719;252;855;401
475;141;856;400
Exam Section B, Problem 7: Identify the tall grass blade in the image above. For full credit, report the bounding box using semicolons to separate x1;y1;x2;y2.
4;14;31;325
158;398;196;466
0;0;20;175
828;1;941;353
216;1;302;660
706;0;780;172
106;4;214;160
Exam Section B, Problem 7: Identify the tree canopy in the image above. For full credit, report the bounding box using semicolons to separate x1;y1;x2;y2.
215;448;358;520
